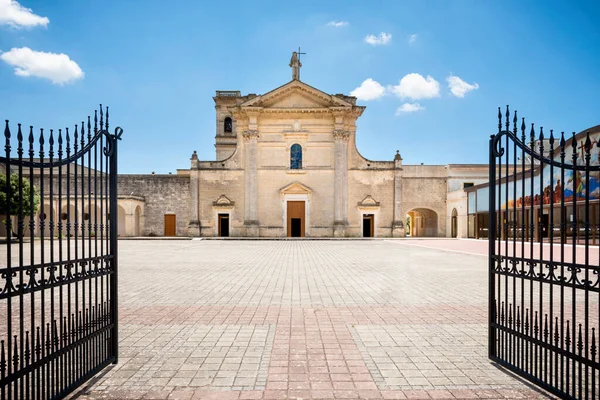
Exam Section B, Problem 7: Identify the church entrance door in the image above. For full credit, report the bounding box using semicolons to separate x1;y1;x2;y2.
218;214;230;237
362;214;374;237
287;201;305;237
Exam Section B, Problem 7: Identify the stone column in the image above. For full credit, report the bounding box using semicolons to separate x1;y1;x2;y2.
333;130;349;237
243;130;260;236
187;151;201;236
392;150;406;237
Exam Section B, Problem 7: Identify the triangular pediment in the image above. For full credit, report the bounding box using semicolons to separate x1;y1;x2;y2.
240;80;353;109
213;194;235;207
358;195;380;208
280;181;313;195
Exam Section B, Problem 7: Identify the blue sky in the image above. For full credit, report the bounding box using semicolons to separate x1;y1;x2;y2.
0;0;599;174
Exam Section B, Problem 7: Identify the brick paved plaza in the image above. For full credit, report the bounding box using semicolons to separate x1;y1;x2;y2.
75;239;554;399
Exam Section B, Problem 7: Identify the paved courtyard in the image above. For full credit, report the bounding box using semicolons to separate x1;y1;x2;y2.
75;239;554;399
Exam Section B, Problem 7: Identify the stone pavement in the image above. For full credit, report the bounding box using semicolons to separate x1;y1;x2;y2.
73;239;556;399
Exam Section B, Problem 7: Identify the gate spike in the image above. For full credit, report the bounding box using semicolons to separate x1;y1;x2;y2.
578;323;583;353
53;320;59;349
45;323;51;354
87;115;92;141
539;127;544;156
49;129;54;146
39;128;44;146
0;340;5;376
74;124;78;152
516;306;521;329
24;331;30;364
566;320;571;347
585;131;592;153
534;311;539;337
508;304;512;327
12;335;18;371
513;110;518;133
81;121;85;147
529;123;535;150
4;120;10;141
554;317;559;345
62;316;68;347
71;314;76;342
35;326;41;361
560;131;566;150
16;123;22;144
549;129;554;149
521;117;526;142
105;106;109;131
94;110;98;133
592;328;597;360
99;104;104;130
505;105;510;131
524;308;529;333
543;314;549;342
28;126;34;157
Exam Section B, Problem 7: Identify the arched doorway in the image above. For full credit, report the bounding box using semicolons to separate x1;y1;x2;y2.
406;208;439;237
118;205;126;237
451;208;458;238
134;206;141;236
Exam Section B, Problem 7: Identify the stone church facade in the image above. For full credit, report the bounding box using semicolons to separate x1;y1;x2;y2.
116;53;490;238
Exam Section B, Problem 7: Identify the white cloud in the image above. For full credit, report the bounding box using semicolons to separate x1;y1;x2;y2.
447;75;479;98
326;20;349;28
0;0;48;28
408;34;417;44
350;78;386;101
365;32;392;46
390;73;440;100
0;47;84;84
396;103;424;114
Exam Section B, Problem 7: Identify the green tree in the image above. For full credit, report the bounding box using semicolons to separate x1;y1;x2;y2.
0;173;40;236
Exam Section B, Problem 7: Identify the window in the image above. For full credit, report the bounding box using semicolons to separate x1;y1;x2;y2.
224;117;232;133
290;144;302;169
463;182;474;189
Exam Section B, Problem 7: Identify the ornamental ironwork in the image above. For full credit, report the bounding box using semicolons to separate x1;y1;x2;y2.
489;106;600;399
0;106;122;399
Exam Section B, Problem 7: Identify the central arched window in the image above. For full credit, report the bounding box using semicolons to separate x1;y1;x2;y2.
290;144;302;169
224;117;232;133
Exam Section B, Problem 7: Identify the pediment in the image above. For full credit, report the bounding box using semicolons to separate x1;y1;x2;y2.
240;80;353;109
358;195;380;208
280;181;313;195
213;195;234;207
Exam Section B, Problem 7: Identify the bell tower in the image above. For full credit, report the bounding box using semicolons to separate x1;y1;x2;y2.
213;90;241;160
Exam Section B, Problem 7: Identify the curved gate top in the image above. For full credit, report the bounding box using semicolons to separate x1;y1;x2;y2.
489;106;600;399
0;106;122;399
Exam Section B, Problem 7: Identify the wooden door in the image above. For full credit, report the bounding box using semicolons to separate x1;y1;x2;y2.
164;214;176;236
287;201;305;237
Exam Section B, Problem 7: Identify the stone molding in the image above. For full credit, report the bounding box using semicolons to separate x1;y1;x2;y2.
242;130;260;142
333;130;350;142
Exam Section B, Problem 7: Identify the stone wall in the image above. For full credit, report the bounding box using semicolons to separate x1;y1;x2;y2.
119;174;190;236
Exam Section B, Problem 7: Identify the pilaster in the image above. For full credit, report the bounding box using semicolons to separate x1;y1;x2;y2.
187;151;201;236
333;130;349;237
243;130;260;236
392;150;406;237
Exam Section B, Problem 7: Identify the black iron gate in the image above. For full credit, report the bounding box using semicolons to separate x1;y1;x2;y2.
489;106;600;398
0;106;121;399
